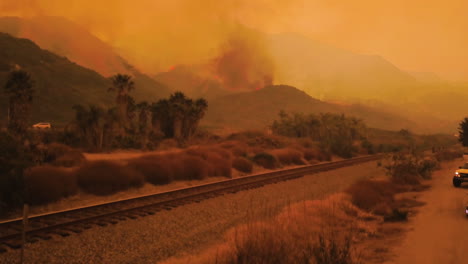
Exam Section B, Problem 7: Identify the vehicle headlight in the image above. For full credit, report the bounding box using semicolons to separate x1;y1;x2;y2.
455;171;460;177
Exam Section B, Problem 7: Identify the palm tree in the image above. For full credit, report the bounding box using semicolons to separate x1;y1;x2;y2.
136;101;150;134
151;99;171;137
102;107;120;149
151;93;208;140
87;105;105;149
169;92;190;139
134;101;151;147
459;117;468;147
72;104;105;150
184;98;208;139
72;105;89;144
4;70;34;136
108;74;135;131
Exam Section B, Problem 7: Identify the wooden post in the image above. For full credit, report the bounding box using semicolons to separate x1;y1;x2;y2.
20;204;29;264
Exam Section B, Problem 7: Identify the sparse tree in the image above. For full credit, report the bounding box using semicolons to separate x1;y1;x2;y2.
72;104;105;150
458;117;468;147
136;101;150;134
4;70;34;137
183;98;208;139
271;111;366;158
151;99;170;136
136;101;151;147
169;92;190;139
102;107;120;149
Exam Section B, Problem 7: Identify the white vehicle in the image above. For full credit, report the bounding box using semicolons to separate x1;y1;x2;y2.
32;122;51;129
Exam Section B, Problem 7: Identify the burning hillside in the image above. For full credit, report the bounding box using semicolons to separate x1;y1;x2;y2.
212;29;274;91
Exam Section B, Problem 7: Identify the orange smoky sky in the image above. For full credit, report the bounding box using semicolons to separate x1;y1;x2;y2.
1;0;467;80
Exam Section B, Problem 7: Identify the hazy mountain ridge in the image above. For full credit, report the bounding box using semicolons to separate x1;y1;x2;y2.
0;32;112;124
203;85;421;132
0;17;464;133
153;65;233;100
268;32;417;102
0;33;168;125
0;16;171;101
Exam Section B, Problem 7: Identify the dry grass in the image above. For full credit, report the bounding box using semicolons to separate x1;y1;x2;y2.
24;166;78;205
158;139;180;150
346;179;400;214
207;155;232;178
232;157;254;173
75;161;145;196
219;141;249;157
303;148;319;161
434;148;463;161
252;152;279;169
178;155;210;180
226;130;286;149
162;194;377;264
383;153;439;184
127;155;173;185
270;148;305;165
346;179;412;221
185;147;232;178
43;143;85;167
0;161;385;263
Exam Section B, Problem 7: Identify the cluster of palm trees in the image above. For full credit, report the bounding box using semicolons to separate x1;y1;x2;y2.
71;74;208;150
152;92;208;139
271;111;367;157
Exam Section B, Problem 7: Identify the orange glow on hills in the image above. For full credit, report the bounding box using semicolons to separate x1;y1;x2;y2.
1;0;467;80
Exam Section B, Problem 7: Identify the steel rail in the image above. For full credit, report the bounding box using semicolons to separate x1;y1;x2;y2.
0;154;382;252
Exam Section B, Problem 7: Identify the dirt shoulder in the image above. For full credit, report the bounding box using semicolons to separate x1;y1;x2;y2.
380;159;465;264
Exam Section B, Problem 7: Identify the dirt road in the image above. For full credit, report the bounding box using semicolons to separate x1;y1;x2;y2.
388;160;468;264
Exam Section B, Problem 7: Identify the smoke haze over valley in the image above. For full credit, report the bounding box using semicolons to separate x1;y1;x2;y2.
1;3;468;264
0;1;467;133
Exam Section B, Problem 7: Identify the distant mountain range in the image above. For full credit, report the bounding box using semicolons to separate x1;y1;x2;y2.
0;16;463;133
268;32;417;103
0;32;168;125
0;32;111;124
267;32;468;132
0;16;170;102
203;85;420;132
153;65;232;101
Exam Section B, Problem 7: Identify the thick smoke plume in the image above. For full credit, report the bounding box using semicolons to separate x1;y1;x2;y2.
213;29;274;91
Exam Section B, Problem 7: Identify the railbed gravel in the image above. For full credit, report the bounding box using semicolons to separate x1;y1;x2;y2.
0;161;384;264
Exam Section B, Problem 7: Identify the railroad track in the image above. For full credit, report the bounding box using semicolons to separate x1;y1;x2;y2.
0;154;382;253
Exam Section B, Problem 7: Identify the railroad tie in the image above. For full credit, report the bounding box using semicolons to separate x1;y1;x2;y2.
126;214;139;219
27;237;39;243
3;239;22;249
96;221;109;227
107;218;119;224
63;227;84;233
51;230;71;237
34;233;53;240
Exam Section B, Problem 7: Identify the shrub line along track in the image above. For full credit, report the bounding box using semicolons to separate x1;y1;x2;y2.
0;155;382;253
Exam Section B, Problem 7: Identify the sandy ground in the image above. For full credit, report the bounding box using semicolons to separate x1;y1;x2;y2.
385;159;467;264
0;161;383;264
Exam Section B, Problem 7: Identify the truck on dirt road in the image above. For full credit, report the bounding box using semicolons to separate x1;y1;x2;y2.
452;163;468;187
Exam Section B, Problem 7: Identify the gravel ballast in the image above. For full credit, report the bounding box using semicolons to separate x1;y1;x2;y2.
0;161;384;264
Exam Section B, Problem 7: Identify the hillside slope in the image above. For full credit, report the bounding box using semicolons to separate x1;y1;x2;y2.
203;85;420;132
0;16;170;100
153;65;235;100
0;33;160;125
268;33;417;103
